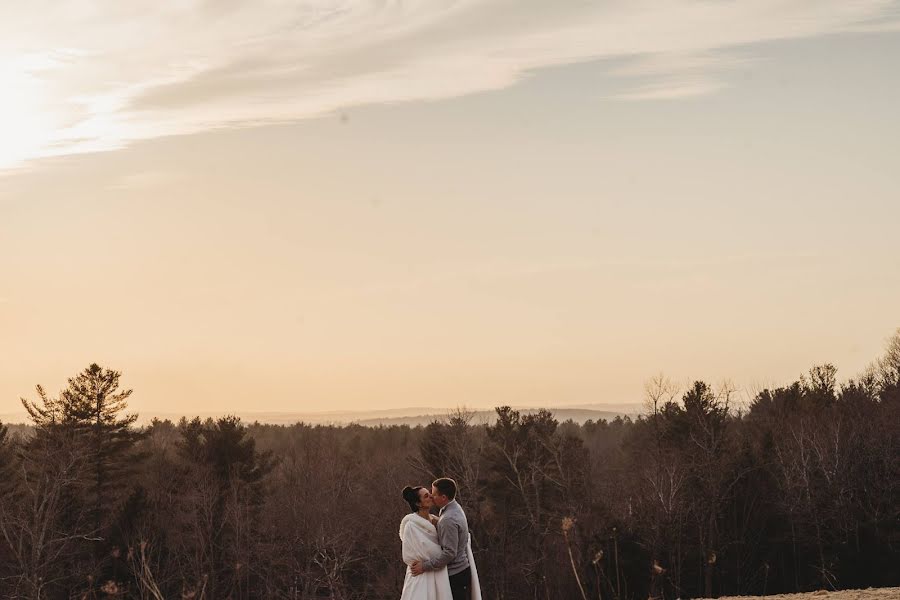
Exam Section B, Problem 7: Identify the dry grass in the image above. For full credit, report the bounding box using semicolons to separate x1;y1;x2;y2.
719;588;900;600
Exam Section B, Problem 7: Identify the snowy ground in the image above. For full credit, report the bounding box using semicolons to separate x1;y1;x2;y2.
720;588;899;600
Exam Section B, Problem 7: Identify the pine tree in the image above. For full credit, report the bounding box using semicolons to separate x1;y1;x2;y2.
22;364;147;537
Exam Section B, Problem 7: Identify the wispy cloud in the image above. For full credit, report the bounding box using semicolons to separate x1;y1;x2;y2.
0;0;897;169
606;51;752;100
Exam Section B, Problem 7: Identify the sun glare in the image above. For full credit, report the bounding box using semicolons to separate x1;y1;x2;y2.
0;57;62;171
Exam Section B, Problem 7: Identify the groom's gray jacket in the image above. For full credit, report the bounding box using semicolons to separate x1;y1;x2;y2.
423;500;470;576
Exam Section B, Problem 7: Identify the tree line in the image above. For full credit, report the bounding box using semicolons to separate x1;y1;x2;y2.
0;332;898;599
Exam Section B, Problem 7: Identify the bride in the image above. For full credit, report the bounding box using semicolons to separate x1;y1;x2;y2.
399;486;453;600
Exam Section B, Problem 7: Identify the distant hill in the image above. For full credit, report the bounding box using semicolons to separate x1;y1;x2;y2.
355;407;638;427
2;403;644;428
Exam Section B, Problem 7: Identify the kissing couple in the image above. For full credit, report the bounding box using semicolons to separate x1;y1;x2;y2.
399;477;482;600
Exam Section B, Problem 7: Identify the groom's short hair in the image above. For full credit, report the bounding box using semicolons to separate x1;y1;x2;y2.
432;477;458;500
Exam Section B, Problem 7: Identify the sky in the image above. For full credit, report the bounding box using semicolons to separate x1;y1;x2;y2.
1;1;899;417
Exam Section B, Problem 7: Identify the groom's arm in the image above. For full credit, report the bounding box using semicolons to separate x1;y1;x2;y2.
421;520;460;572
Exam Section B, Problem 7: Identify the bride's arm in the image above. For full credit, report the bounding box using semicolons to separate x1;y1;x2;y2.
401;525;425;566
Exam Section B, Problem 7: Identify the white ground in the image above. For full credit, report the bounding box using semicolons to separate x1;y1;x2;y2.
720;588;899;600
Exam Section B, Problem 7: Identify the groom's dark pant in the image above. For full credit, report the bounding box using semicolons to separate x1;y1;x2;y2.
448;567;471;600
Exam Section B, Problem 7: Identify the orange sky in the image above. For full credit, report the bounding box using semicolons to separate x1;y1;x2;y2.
1;2;899;416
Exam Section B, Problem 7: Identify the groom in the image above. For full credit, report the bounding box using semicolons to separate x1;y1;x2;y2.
410;477;472;600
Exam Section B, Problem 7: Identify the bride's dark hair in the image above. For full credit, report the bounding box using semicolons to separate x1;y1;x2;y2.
402;486;424;513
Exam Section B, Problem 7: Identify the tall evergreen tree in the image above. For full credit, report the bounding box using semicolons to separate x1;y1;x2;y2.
19;364;148;597
22;363;147;534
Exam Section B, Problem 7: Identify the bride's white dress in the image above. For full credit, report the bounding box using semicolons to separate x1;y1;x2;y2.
399;513;483;600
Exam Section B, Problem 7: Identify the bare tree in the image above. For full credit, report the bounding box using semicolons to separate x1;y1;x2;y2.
0;425;96;598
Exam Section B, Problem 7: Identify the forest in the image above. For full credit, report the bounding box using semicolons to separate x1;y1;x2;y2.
0;332;898;600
